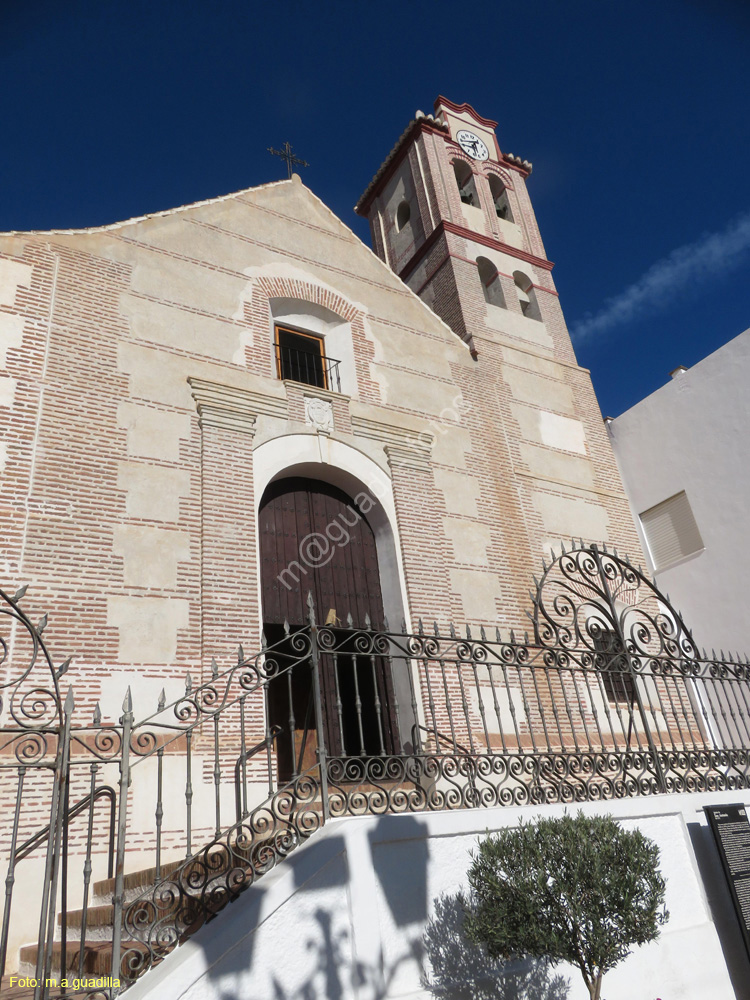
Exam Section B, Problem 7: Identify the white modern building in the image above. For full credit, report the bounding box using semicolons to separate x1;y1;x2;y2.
607;327;750;655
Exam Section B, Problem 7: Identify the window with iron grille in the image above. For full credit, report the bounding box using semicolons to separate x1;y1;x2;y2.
274;326;328;389
593;631;635;706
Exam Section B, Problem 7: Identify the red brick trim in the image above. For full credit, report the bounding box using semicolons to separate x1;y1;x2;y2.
398;221;554;283
355;120;449;216
433;96;498;130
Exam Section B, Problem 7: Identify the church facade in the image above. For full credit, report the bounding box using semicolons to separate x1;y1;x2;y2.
0;96;642;724
12;97;737;995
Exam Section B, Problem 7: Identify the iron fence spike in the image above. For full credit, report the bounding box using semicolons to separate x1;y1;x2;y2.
613;546;618;558
524;631;529;645
56;656;72;679
365;611;372;629
711;649;716;660
720;649;725;661
36;613;48;635
123;687;133;713
185;672;192;693
510;629;515;643
480;625;486;641
466;624;472;639
495;627;502;642
237;644;244;664
560;541;566;555
12;583;28;602
211;658;219;678
418;617;424;635
157;689;166;711
601;542;608;553
433;621;439;635
283;618;290;635
347;612;354;628
307;591;316;626
64;687;75;714
401;618;407;634
93;702;101;725
383;614;390;631
449;621;456;639
261;630;267;649
541;556;547;571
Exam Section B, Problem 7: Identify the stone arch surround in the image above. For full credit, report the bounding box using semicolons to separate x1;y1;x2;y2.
252;433;410;634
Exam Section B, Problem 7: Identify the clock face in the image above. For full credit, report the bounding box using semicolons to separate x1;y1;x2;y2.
456;130;489;161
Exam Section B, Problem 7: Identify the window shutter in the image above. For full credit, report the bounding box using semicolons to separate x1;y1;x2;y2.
640;491;703;570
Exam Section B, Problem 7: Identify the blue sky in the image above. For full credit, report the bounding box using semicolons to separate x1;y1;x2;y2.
2;0;749;417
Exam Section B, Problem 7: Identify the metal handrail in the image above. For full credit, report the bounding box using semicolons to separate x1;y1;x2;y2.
234;725;283;825
15;784;117;877
411;722;473;756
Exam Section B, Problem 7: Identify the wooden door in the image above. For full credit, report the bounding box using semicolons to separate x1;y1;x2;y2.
259;478;400;772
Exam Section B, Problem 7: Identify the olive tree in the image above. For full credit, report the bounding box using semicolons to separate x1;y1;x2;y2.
463;812;668;1000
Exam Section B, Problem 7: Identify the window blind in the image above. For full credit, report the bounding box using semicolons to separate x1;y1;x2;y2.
640;491;703;570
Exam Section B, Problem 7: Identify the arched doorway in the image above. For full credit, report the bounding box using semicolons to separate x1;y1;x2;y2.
259;477;401;780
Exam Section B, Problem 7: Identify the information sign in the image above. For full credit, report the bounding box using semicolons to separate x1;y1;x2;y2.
705;802;750;961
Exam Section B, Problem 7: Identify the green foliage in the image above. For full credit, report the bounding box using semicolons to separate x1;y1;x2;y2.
463;812;668;1000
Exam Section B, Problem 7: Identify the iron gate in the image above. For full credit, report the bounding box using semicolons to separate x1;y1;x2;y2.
2;543;750;998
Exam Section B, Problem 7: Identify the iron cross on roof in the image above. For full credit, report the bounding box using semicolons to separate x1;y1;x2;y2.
268;141;310;179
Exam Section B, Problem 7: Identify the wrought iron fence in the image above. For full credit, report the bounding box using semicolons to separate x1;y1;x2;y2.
2;543;750;998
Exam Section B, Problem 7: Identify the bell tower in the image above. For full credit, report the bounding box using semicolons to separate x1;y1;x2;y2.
355;96;574;365
355;95;646;580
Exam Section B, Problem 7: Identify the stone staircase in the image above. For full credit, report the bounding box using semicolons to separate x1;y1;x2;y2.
14;790;327;989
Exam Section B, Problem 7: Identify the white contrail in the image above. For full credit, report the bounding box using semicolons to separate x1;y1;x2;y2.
571;210;750;342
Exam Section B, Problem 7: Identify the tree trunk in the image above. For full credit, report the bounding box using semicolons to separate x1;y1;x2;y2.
589;973;604;1000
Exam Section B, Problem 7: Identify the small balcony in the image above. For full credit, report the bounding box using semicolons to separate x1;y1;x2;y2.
274;333;342;393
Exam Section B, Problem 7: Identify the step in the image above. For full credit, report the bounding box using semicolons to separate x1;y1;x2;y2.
93;858;185;905
17;940;146;980
58;904;116;942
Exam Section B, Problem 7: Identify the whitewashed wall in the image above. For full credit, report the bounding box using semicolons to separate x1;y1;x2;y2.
126;789;750;1000
607;328;750;655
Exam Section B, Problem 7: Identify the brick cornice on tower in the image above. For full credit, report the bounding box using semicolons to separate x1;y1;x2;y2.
355;117;450;217
433;95;499;130
397;220;555;284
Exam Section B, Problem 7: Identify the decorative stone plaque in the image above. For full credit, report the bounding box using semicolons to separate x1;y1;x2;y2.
705;803;750;960
304;396;333;434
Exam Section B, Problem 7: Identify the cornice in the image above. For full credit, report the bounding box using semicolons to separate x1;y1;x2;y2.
383;442;434;472
433;96;498;130
351;414;434;470
398;221;554;283
188;377;287;434
355;115;450;217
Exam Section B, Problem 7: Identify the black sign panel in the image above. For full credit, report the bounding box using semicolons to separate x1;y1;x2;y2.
705;803;750;960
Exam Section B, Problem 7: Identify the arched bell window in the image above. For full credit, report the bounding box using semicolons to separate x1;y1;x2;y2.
452;160;479;207
488;174;514;222
513;271;541;322
477;257;506;309
396;200;411;232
